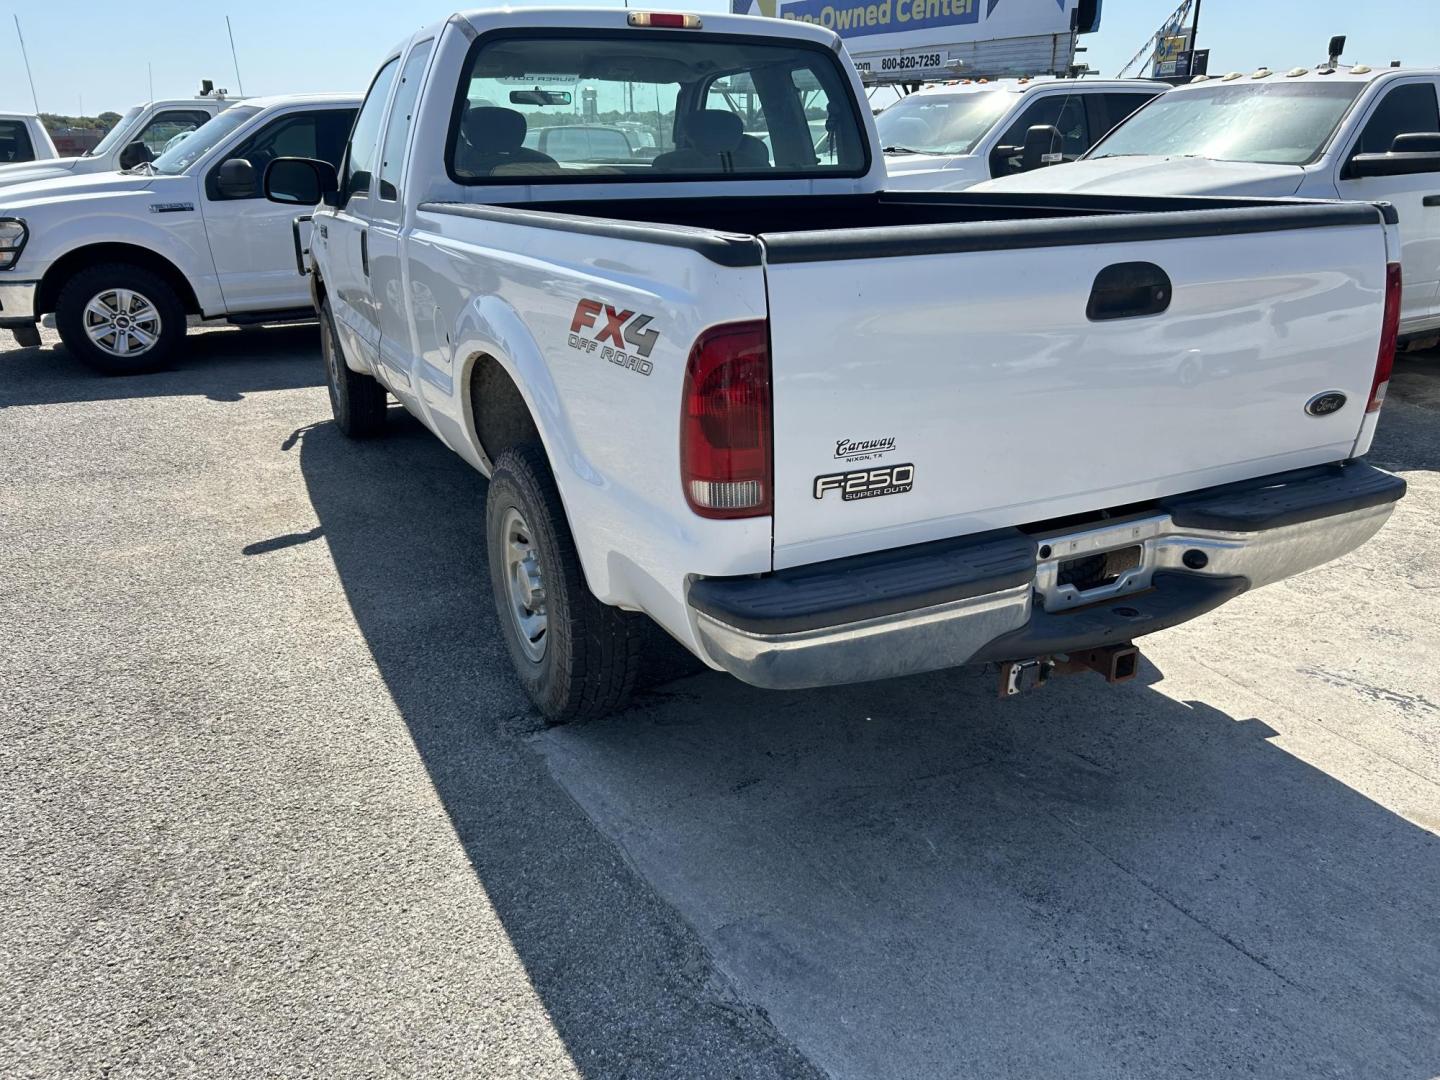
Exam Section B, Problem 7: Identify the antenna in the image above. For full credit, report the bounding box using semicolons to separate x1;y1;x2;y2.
148;62;155;104
225;16;246;96
14;15;41;114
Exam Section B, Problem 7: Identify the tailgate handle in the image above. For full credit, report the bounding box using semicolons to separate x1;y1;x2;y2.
1087;262;1172;322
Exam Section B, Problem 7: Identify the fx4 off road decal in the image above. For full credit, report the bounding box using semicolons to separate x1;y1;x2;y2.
814;463;915;502
568;298;659;376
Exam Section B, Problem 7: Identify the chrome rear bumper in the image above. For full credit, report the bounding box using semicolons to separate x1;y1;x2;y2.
690;462;1404;691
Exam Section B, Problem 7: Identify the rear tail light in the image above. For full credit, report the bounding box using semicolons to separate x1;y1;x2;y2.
1369;261;1401;413
681;320;772;519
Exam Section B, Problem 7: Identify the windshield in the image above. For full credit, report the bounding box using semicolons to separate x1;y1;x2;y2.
451;33;867;182
152;106;261;174
1088;82;1364;165
88;106;142;158
874;91;1015;155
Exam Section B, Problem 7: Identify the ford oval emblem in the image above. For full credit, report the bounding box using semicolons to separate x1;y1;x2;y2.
1305;391;1348;417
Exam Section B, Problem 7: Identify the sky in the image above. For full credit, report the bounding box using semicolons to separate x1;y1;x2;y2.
2;0;1437;115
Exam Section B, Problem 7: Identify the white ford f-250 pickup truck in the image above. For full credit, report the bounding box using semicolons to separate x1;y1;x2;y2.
0;96;236;191
974;64;1440;345
0;94;359;364
263;7;1406;722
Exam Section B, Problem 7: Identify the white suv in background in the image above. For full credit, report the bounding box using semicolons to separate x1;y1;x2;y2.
877;78;1167;190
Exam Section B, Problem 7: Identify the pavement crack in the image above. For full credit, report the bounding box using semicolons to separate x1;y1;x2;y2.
1043;808;1308;992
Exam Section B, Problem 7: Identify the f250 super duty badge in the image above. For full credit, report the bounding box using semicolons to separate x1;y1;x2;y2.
814;463;915;502
568;298;658;376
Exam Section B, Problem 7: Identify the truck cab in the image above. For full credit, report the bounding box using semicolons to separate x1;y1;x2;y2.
0;93;359;365
0;114;58;166
0;96;238;191
975;65;1440;344
878;78;1167;190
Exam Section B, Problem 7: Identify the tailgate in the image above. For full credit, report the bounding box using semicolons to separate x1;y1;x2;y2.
760;204;1391;569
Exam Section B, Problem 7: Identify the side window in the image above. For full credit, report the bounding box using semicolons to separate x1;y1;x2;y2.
136;109;211;156
0;119;35;162
1092;93;1159;142
345;57;400;198
207;109;358;200
998;95;1090;159
378;40;434;200
1354;83;1440;155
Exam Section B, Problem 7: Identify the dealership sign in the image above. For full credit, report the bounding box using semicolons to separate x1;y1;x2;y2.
730;0;1102;79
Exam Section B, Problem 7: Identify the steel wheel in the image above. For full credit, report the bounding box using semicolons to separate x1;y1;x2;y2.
501;506;548;662
83;289;162;359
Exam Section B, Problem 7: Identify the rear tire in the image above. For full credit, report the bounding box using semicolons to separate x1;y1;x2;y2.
486;443;643;723
320;299;387;438
55;263;186;374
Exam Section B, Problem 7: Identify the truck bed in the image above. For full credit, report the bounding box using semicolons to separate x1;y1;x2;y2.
420;191;1393;569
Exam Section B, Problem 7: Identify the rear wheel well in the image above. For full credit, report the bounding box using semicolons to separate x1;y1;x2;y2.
37;244;202;316
468;354;539;468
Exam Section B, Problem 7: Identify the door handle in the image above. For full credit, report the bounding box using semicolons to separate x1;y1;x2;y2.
360;229;369;277
1087;262;1173;322
1423;195;1440;207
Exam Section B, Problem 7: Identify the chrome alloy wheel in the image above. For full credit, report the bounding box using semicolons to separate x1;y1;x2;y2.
83;289;162;359
501;506;548;662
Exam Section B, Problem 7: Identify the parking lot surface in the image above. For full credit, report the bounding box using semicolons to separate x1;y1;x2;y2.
2;326;1438;1079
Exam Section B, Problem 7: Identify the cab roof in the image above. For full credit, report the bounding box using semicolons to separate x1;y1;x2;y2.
232;92;364;111
914;77;1169;97
391;6;847;56
1174;64;1440;91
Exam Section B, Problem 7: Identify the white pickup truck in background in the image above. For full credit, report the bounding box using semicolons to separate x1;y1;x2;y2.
0;94;359;365
975;64;1440;346
264;7;1406;722
0;114;59;166
0;95;237;191
877;78;1166;190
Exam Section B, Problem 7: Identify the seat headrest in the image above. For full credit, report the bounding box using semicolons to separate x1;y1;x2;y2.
463;106;527;152
686;110;744;155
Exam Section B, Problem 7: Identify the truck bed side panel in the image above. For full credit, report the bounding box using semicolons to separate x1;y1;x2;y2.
403;206;771;649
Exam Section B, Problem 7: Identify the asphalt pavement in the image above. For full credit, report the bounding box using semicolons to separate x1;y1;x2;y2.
1;325;1437;1079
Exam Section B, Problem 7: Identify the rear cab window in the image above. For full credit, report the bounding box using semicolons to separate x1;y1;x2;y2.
447;30;868;183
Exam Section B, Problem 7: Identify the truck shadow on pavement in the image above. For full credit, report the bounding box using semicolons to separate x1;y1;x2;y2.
0;325;323;409
298;409;1439;1080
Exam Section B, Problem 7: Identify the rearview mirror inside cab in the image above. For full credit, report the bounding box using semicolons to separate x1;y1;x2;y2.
509;89;572;107
264;157;340;207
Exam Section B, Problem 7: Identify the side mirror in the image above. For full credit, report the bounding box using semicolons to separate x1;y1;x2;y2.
1347;134;1440;178
215;157;258;199
1392;132;1440;154
264;157;340;207
118;141;151;170
1021;124;1063;172
989;143;1022;177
